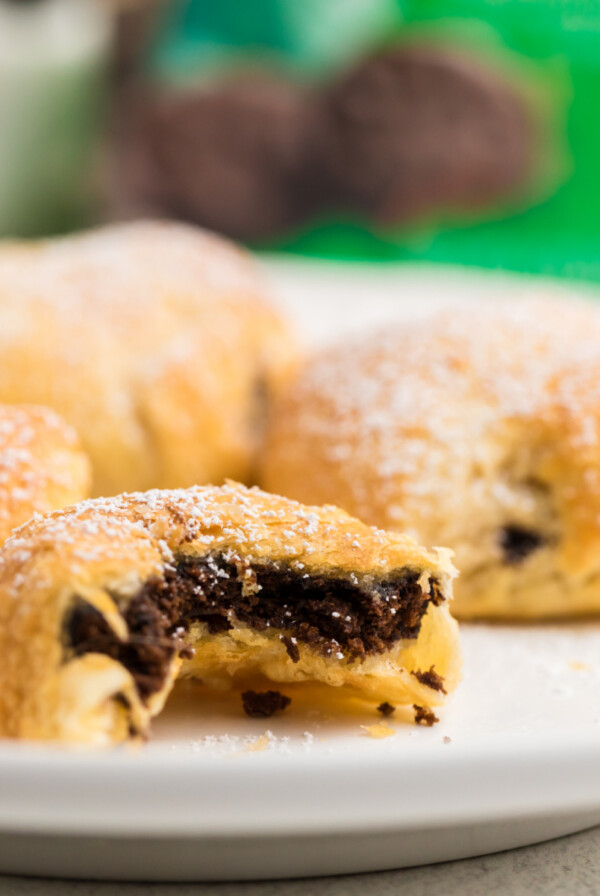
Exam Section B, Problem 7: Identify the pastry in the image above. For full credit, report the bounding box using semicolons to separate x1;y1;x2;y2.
262;300;600;619
320;44;533;226
0;220;294;496
0;404;89;543
0;482;460;744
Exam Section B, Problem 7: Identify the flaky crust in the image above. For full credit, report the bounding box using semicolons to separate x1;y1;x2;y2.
0;482;459;744
262;299;600;619
0;404;89;543
0;220;295;496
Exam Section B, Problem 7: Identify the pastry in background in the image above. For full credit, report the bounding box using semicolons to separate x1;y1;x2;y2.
0;482;460;744
0;220;295;496
0;404;89;542
262;299;600;619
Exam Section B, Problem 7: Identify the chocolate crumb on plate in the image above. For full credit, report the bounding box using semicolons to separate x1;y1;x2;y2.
413;704;439;727
411;665;447;694
242;689;292;718
377;701;396;717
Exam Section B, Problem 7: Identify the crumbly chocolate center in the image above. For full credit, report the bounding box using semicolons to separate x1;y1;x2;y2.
67;588;179;701
65;555;443;704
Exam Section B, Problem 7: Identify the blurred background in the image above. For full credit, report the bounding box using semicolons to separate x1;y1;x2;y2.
1;0;599;280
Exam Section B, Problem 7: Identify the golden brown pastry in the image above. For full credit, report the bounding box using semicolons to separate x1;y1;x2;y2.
0;482;460;744
0;220;294;496
0;404;89;543
262;299;600;619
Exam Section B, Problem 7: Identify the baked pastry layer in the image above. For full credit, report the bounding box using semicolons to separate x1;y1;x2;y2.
0;482;459;744
0;404;89;543
262;299;600;619
0;220;294;496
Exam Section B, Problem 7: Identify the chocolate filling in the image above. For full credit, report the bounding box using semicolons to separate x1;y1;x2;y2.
67;588;179;701
500;525;544;565
281;634;301;663
413;705;439;727
65;555;443;705
241;689;291;718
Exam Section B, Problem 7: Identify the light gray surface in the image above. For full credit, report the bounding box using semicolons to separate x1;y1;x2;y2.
0;826;598;896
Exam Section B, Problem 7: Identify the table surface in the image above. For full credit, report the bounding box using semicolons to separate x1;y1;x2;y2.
0;825;598;896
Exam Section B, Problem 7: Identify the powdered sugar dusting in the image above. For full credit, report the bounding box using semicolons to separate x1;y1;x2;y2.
267;298;600;534
168;731;294;756
0;481;449;602
0;404;88;542
0;220;264;322
0;220;288;495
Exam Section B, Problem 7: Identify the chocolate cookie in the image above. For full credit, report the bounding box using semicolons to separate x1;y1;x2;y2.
320;44;533;225
117;75;321;242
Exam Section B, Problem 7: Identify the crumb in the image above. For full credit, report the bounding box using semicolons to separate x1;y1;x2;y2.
281;634;300;663
302;731;315;748
178;645;195;660
361;721;396;739
569;660;590;672
243;733;271;753
377;701;396;717
123;738;144;755
411;666;447;694
413;704;439;727
241;689;291;718
443;735;451;744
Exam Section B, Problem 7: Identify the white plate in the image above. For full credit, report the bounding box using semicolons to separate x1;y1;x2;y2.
2;261;600;882
2;623;600;881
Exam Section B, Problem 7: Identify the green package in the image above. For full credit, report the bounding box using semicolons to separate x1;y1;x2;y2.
149;0;600;281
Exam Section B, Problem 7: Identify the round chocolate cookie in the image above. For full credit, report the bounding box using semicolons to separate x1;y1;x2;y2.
320;44;534;226
116;74;321;243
